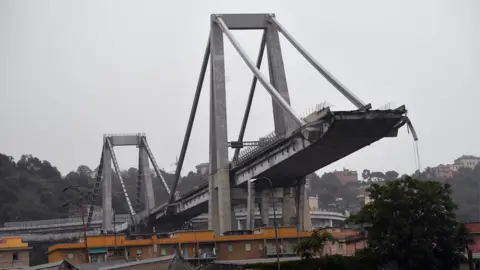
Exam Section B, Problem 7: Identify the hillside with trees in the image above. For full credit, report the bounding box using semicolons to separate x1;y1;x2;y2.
0;153;205;223
1;152;479;224
446;166;480;221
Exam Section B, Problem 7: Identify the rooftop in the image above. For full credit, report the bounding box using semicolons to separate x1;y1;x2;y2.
214;256;302;265
195;162;209;168
0;236;29;249
47;226;360;254
455;155;480;162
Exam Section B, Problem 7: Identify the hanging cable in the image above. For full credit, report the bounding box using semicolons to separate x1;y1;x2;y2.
414;141;421;172
411;139;419;172
405;116;420;173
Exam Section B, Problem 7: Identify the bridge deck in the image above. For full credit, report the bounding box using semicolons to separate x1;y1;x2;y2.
232;109;406;187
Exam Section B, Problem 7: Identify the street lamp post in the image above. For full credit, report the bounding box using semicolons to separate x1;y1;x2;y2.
62;187;91;263
250;177;280;270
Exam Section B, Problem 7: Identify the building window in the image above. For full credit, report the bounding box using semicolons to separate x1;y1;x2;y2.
136;249;142;256
161;248;167;255
227;244;233;252
12;252;19;261
67;253;73;259
245;243;251;251
259;243;263;250
338;242;343;249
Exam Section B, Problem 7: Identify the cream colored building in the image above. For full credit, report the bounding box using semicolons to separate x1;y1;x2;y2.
454;155;480;170
308;196;319;210
0;236;31;269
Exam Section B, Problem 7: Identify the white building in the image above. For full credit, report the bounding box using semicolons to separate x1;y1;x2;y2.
454;155;480;170
195;162;209;175
308;196;319;210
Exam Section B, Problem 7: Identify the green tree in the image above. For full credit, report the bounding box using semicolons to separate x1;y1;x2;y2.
447;164;480;221
385;170;399;181
295;229;336;259
347;176;472;270
361;169;371;181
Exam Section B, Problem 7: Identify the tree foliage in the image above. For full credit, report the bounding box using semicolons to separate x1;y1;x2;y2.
347;176;472;270
0;154;70;222
308;173;358;210
385;170;399;181
295;229;336;259
447;165;480;221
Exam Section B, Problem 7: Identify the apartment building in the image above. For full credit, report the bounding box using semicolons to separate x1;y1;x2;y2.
432;164;455;179
195;162;209;175
47;227;365;266
333;169;358;184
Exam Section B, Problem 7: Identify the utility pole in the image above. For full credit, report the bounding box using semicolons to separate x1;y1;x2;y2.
113;210;117;251
62;186;91;263
80;204;90;263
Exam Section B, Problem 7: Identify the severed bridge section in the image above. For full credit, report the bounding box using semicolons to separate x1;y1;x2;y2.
72;13;418;236
146;13;416;236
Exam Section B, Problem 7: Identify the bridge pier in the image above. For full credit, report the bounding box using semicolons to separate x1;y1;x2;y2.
139;146;155;213
282;187;296;226
102;144;113;232
246;181;255;230
259;190;270;227
208;169;233;235
296;177;312;231
208;16;234;236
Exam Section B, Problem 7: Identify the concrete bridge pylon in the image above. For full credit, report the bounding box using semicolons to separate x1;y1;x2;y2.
86;133;171;232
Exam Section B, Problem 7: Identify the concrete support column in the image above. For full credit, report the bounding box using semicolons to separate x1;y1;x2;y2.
218;169;233;234
102;146;112;231
208;176;219;234
282;187;296;226
139;147;155;213
208;17;232;236
260;190;270;227
208;169;232;235
296;177;312;232
246;181;256;230
266;17;292;135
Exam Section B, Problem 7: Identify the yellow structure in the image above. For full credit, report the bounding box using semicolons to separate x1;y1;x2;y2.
47;226;360;265
0;236;31;269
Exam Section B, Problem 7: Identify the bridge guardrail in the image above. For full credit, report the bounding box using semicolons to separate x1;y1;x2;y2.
1;214;131;230
233;131;283;166
232;103;331;167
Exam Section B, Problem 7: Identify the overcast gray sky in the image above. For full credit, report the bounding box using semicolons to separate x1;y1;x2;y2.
1;0;478;177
